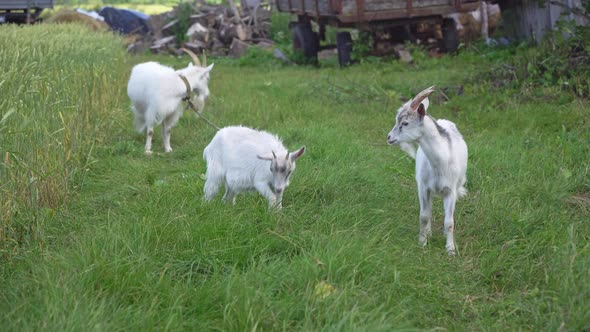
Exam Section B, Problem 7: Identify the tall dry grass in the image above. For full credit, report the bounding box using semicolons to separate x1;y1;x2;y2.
0;24;129;254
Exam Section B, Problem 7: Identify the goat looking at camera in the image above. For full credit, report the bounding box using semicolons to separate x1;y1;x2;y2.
387;86;468;256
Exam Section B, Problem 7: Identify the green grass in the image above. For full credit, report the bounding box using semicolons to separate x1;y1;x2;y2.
1;23;590;331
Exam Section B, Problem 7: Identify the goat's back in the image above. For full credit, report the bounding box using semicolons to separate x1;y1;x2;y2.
127;62;176;102
416;118;468;196
204;126;287;165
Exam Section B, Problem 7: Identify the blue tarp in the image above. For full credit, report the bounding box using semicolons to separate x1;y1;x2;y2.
99;6;150;35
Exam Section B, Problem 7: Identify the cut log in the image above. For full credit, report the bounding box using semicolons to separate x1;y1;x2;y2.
229;38;251;57
219;23;250;44
161;19;178;35
210;39;227;56
183;41;208;53
186;22;210;43
148;12;173;39
150;36;176;51
190;13;217;27
255;40;274;49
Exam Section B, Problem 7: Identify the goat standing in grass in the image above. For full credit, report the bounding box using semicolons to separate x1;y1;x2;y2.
387;86;468;256
127;49;214;154
203;126;306;209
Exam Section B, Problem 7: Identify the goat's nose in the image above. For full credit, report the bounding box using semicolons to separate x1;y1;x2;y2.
387;134;391;141
276;188;283;194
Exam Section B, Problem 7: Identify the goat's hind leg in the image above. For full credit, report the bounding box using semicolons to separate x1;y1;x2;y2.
418;186;433;246
144;126;154;155
203;167;223;202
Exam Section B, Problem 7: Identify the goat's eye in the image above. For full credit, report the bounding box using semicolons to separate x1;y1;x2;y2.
402;122;409;126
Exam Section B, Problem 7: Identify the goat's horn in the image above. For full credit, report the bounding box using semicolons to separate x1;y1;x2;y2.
410;86;436;110
181;47;201;66
272;151;277;159
286;152;290;160
202;51;207;67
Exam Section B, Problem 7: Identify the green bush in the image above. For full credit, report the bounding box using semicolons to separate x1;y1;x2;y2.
171;1;193;47
487;18;590;97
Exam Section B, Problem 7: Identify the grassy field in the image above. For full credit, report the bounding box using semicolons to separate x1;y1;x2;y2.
1;23;589;331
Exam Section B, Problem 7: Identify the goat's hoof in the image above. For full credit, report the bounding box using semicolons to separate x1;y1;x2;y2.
418;237;428;247
144;150;153;155
164;148;173;153
447;249;456;256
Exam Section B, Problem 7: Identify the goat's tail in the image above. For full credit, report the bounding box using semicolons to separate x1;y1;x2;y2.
203;143;224;200
457;178;468;199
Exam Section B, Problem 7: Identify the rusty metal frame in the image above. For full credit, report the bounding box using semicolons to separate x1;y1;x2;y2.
277;0;479;25
336;3;480;24
315;0;320;19
355;0;364;22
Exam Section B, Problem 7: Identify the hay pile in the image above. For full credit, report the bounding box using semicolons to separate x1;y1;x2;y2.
46;9;109;32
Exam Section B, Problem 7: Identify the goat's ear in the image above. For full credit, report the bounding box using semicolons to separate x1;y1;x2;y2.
417;103;426;119
290;146;306;161
257;153;274;161
200;64;214;80
258;150;276;161
421;97;430;112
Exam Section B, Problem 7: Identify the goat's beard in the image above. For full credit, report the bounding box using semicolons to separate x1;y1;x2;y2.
193;95;206;113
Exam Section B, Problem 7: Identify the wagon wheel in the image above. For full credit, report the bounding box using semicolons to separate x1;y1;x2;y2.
441;18;459;53
336;31;352;67
293;23;319;61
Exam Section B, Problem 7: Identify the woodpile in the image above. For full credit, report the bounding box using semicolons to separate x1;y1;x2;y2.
128;1;273;57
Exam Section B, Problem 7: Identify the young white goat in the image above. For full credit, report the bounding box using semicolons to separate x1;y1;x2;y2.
387;86;468;256
203;126;306;208
127;48;214;154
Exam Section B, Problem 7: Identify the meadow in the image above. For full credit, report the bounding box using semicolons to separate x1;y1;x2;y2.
1;22;589;331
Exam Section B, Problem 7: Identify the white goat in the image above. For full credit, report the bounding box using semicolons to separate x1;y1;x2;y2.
387;86;468;256
203;126;306;208
127;48;214;154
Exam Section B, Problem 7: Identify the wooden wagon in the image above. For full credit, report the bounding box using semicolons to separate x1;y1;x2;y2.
275;0;480;64
0;0;54;24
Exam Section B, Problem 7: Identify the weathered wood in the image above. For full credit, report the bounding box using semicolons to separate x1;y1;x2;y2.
229;38;251;57
183;41;208;53
219;23;251;43
130;2;273;57
150;36;176;51
497;0;589;43
187;22;210;43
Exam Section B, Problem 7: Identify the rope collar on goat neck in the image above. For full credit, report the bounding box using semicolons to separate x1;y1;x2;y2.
178;74;191;101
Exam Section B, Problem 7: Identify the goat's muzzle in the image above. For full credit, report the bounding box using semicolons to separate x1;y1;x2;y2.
387;135;398;145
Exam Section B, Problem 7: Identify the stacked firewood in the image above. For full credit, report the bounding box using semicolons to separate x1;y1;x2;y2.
128;1;273;57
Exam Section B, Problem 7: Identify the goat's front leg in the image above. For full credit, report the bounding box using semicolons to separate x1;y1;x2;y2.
418;186;432;246
443;191;457;256
162;122;172;153
254;181;280;209
145;126;154;154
